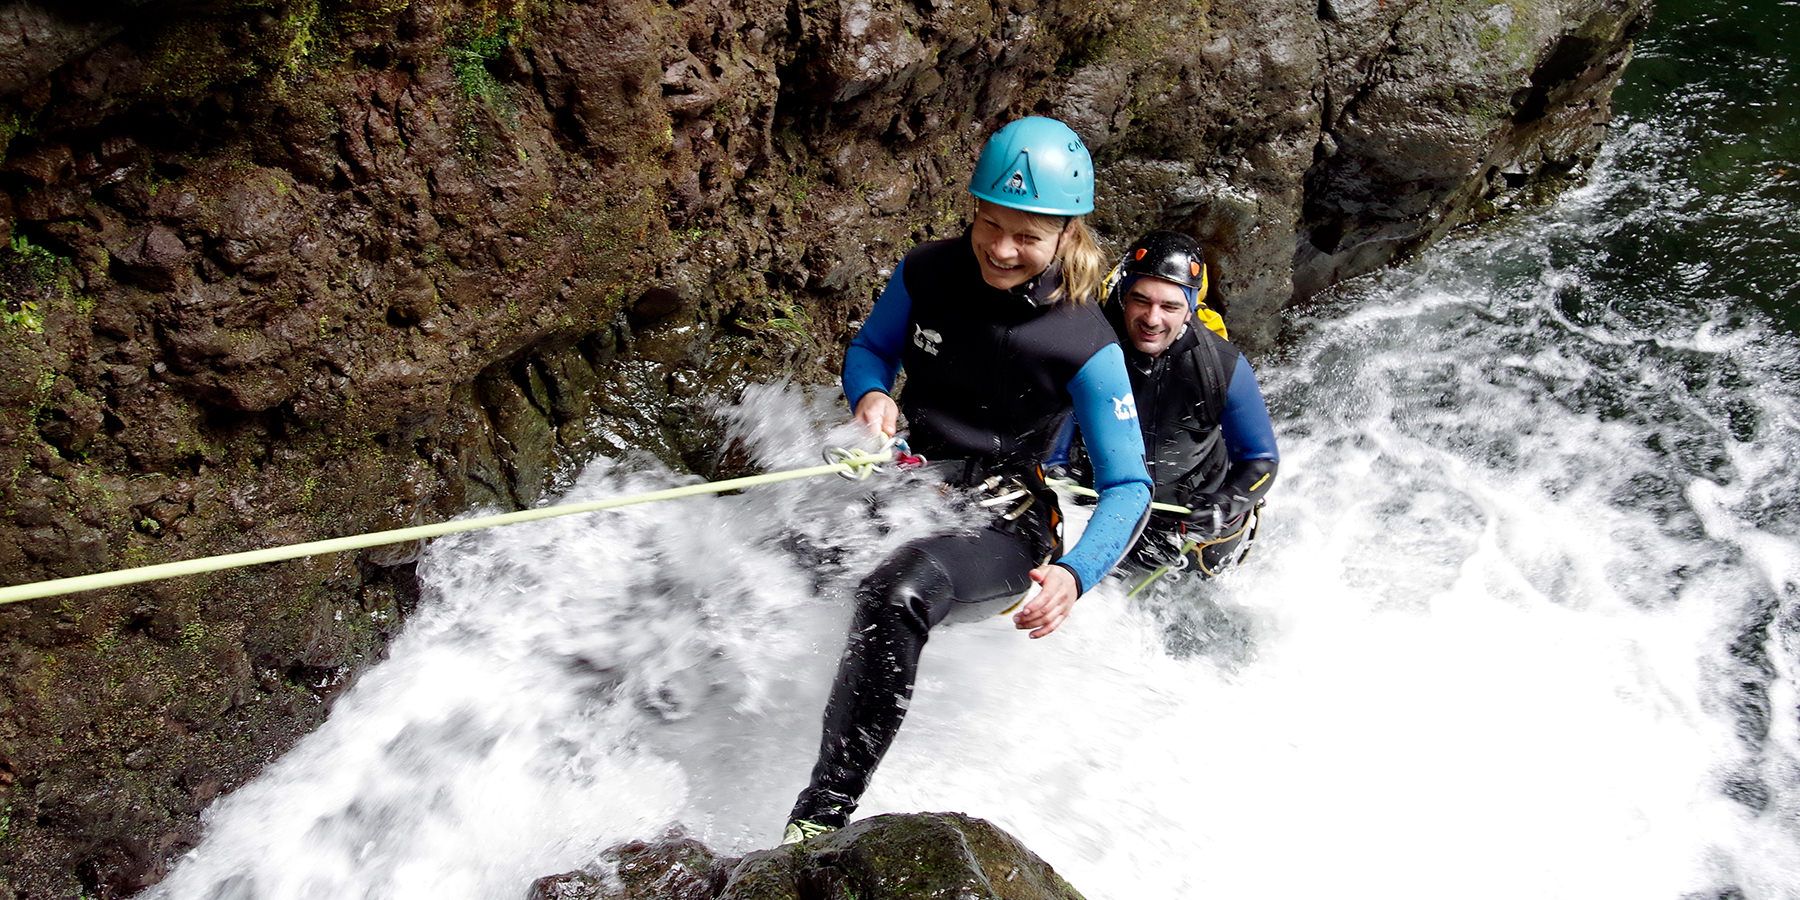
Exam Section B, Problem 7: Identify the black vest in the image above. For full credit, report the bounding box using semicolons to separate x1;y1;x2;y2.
1106;303;1242;506
897;235;1119;470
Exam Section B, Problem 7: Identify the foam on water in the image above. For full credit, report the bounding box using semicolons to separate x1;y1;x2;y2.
151;119;1800;900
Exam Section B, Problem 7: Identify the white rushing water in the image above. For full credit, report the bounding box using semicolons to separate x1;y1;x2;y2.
150;126;1800;898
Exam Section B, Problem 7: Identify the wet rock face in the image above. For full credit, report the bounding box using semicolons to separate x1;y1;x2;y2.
530;813;1085;900
1293;0;1650;299
0;0;1645;894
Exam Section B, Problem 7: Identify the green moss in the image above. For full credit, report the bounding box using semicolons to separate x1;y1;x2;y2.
0;110;20;163
449;17;520;105
0;806;17;853
335;0;415;33
120;542;156;569
1464;0;1539;61
178;620;207;652
143;170;172;198
3;232;75;339
743;297;814;339
275;0;323;75
458;120;486;157
1;299;42;334
452;53;505;106
140;27;260;104
121;0;364;109
765;309;810;335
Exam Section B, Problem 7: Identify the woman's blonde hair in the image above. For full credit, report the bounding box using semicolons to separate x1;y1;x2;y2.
1049;216;1104;304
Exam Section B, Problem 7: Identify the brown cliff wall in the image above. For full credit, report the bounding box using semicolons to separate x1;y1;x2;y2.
0;0;1647;894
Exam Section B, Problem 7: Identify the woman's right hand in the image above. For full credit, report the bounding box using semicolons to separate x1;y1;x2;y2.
853;391;899;437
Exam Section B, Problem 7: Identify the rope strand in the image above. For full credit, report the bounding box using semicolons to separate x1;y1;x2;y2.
0;449;893;607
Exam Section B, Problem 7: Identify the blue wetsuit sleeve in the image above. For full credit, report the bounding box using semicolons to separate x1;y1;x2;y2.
842;260;912;409
1053;344;1152;593
1221;354;1278;462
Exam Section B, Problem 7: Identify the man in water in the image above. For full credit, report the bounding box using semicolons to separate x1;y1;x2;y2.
1053;230;1278;579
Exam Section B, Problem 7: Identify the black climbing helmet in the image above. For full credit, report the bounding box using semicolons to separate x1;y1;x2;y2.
1119;230;1207;291
1106;230;1228;337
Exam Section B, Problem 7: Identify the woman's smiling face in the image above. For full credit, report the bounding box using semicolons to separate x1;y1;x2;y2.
970;201;1067;291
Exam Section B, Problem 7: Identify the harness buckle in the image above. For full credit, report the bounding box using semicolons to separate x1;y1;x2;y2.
975;475;1037;522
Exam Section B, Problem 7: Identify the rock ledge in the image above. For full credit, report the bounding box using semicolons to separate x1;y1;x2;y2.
531;812;1085;900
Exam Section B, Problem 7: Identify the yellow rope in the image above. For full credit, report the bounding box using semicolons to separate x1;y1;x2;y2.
1046;478;1190;515
1125;516;1255;598
1043;477;1237;598
0;450;893;607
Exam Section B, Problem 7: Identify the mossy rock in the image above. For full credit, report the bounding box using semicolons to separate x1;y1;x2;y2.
726;813;1088;900
531;813;1085;900
531;834;730;899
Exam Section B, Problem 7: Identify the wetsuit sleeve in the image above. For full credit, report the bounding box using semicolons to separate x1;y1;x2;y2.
1053;344;1152;594
1221;354;1278;462
842;260;912;409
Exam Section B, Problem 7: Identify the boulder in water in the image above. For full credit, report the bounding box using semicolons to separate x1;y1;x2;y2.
529;812;1086;900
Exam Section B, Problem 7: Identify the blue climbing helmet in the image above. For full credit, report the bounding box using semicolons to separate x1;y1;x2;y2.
968;116;1095;217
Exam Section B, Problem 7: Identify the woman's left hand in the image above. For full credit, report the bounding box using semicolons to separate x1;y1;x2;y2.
1013;565;1079;638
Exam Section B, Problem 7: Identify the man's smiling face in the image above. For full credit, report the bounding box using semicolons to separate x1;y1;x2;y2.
1120;277;1190;357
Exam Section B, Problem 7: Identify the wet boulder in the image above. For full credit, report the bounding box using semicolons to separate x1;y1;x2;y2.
529;813;1086;900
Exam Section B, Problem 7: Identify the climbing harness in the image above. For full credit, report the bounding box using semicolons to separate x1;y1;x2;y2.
1124;508;1261;598
974;475;1036;522
1126;539;1202;599
0;446;896;607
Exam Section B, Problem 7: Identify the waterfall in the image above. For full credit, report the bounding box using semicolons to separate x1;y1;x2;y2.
149;41;1800;900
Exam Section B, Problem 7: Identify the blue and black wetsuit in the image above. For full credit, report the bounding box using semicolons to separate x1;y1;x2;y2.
791;233;1152;828
1051;302;1279;575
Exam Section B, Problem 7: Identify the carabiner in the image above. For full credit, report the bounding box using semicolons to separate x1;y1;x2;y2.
822;446;878;480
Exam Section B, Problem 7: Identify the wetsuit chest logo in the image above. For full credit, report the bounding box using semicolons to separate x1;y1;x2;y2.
1113;394;1138;420
913;324;943;356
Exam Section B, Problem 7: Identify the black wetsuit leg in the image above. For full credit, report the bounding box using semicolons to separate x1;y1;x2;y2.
789;523;1040;827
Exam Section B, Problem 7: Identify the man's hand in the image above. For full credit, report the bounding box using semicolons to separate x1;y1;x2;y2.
1013;565;1080;638
853;391;899;437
